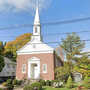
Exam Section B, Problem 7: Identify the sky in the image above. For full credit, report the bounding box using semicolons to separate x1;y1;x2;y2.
0;0;90;51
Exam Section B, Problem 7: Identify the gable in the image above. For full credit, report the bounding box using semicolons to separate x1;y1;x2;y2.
17;41;54;55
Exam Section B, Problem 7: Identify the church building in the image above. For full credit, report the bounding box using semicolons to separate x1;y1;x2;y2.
16;7;62;80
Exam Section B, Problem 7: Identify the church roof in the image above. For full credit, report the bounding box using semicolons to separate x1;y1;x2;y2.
17;41;54;55
17;7;54;55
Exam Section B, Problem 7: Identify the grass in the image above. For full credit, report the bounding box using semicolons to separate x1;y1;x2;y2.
43;86;76;90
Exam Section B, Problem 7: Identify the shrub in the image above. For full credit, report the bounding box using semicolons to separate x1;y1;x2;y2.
13;79;22;85
83;76;90;89
6;79;12;85
16;80;22;85
23;85;33;90
24;82;42;90
31;82;42;90
12;79;17;85
39;80;46;86
6;79;14;90
2;82;7;86
46;80;51;86
66;76;74;88
7;84;14;90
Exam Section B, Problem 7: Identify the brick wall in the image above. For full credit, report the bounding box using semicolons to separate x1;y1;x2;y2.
16;53;55;80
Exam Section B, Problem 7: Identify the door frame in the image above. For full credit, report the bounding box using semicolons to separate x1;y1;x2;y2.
28;57;40;79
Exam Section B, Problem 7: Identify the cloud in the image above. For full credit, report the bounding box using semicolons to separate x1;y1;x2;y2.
0;0;52;12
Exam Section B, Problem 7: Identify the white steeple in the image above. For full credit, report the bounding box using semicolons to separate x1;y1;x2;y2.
31;6;42;42
34;7;40;25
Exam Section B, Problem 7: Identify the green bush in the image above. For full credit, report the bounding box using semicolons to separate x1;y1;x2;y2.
83;76;90;89
6;79;12;85
24;82;42;90
16;80;22;85
13;79;17;85
23;85;33;90
6;79;14;90
2;82;7;86
31;82;42;90
39;80;46;86
66;76;74;88
46;80;51;86
13;79;22;85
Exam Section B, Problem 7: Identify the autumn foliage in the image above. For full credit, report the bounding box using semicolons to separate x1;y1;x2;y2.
4;33;32;61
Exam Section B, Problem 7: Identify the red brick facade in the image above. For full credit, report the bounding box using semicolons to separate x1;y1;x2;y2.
16;53;55;80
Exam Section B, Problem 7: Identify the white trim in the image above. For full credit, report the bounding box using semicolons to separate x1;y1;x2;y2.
17;41;54;55
28;57;40;79
17;50;53;55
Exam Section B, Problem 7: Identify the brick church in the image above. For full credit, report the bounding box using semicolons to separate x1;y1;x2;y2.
16;7;63;80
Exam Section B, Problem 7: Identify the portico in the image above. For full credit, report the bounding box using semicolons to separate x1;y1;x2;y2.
28;57;40;79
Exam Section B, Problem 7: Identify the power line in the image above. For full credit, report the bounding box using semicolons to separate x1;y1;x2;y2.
42;16;90;26
2;39;90;43
43;30;90;36
0;30;90;37
0;16;90;30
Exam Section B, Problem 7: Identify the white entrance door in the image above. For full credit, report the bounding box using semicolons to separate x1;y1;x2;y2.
34;65;39;79
28;57;40;79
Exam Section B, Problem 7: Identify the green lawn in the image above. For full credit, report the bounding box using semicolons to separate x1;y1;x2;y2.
43;86;75;90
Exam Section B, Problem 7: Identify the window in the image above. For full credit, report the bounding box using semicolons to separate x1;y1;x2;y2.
22;64;26;73
42;64;47;73
35;27;37;33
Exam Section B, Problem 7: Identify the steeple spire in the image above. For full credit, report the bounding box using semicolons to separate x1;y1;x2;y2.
31;2;42;42
34;0;40;25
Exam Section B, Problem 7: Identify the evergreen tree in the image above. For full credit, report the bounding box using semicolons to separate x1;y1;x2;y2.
66;76;73;88
61;32;85;61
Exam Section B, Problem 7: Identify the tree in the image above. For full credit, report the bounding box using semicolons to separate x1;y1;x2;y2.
55;62;72;82
0;56;5;72
61;32;85;61
4;33;32;61
66;76;73;88
73;55;90;76
83;76;90;89
0;41;4;55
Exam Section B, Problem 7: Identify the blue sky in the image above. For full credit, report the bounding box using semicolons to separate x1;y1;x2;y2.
0;0;90;51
